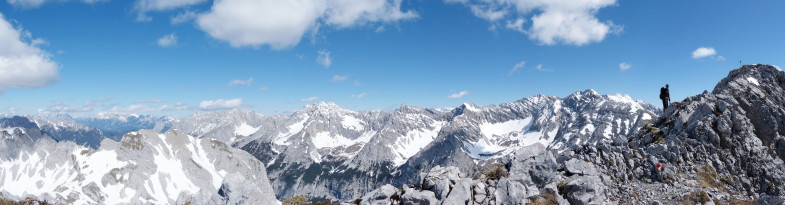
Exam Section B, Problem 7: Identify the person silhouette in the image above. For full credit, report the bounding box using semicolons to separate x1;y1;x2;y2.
659;84;670;110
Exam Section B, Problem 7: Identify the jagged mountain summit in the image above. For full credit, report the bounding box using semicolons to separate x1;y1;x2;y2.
0;117;278;204
174;89;658;200
360;64;785;204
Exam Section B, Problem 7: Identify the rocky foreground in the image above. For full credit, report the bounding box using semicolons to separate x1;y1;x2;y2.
356;65;785;204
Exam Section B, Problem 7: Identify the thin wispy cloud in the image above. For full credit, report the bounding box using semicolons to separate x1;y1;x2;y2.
533;64;553;72
157;33;178;47
508;61;525;76
171;10;198;24
135;99;165;103
198;98;243;110
448;90;470;99
619;62;631;71
259;86;269;91
228;78;253;86
331;75;348;82
300;96;320;102
351;92;367;98
317;50;332;68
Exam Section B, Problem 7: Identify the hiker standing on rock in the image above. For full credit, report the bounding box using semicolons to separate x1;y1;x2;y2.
659;84;670;110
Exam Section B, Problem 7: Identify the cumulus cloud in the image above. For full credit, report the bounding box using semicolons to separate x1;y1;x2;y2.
228;77;253;86
508;61;525;76
196;0;417;49
300;96;320;102
351;92;367;98
619;62;631;71
331;75;348;82
317;50;332;68
447;0;620;46
0;13;59;93
448;90;469;99
198;98;243;110
691;47;722;60
157;33;178;47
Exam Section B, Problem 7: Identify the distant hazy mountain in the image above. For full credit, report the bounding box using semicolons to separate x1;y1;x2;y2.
74;113;178;138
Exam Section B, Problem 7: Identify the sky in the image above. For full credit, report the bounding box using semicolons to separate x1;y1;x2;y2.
0;0;784;117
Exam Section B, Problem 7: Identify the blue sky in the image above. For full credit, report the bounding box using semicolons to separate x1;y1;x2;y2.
0;0;783;117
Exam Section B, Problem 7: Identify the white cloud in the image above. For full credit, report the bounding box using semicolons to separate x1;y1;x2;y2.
258;86;269;91
351;92;367;98
134;0;209;21
196;0;417;49
353;80;362;86
619;62;631;71
331;75;348;82
317;50;332;68
198;98;243;110
111;102;190;112
39;103;93;114
448;90;469;99
508;61;525;76
0;13;59;92
171;10;199;24
468;4;507;21
228;77;253;86
691;47;717;59
533;64;552;72
324;0;418;28
505;18;526;33
157;33;178;47
300;96;320;102
447;0;620;46
135;99;165;103
374;26;385;33
7;0;106;8
159;102;189;111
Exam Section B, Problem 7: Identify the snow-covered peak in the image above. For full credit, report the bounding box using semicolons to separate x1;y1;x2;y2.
567;89;601;100
302;101;346;113
453;103;482;114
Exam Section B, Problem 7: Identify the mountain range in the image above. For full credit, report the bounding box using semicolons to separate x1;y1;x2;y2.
2;64;785;204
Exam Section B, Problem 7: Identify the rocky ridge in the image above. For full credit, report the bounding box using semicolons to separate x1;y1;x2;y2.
358;64;785;204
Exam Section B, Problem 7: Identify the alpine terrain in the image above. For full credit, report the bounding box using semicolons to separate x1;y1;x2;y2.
0;117;278;204
173;86;658;201
358;64;785;204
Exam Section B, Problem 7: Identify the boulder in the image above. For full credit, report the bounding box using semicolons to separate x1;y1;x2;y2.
401;186;437;205
361;184;398;205
564;158;599;176
561;175;606;205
